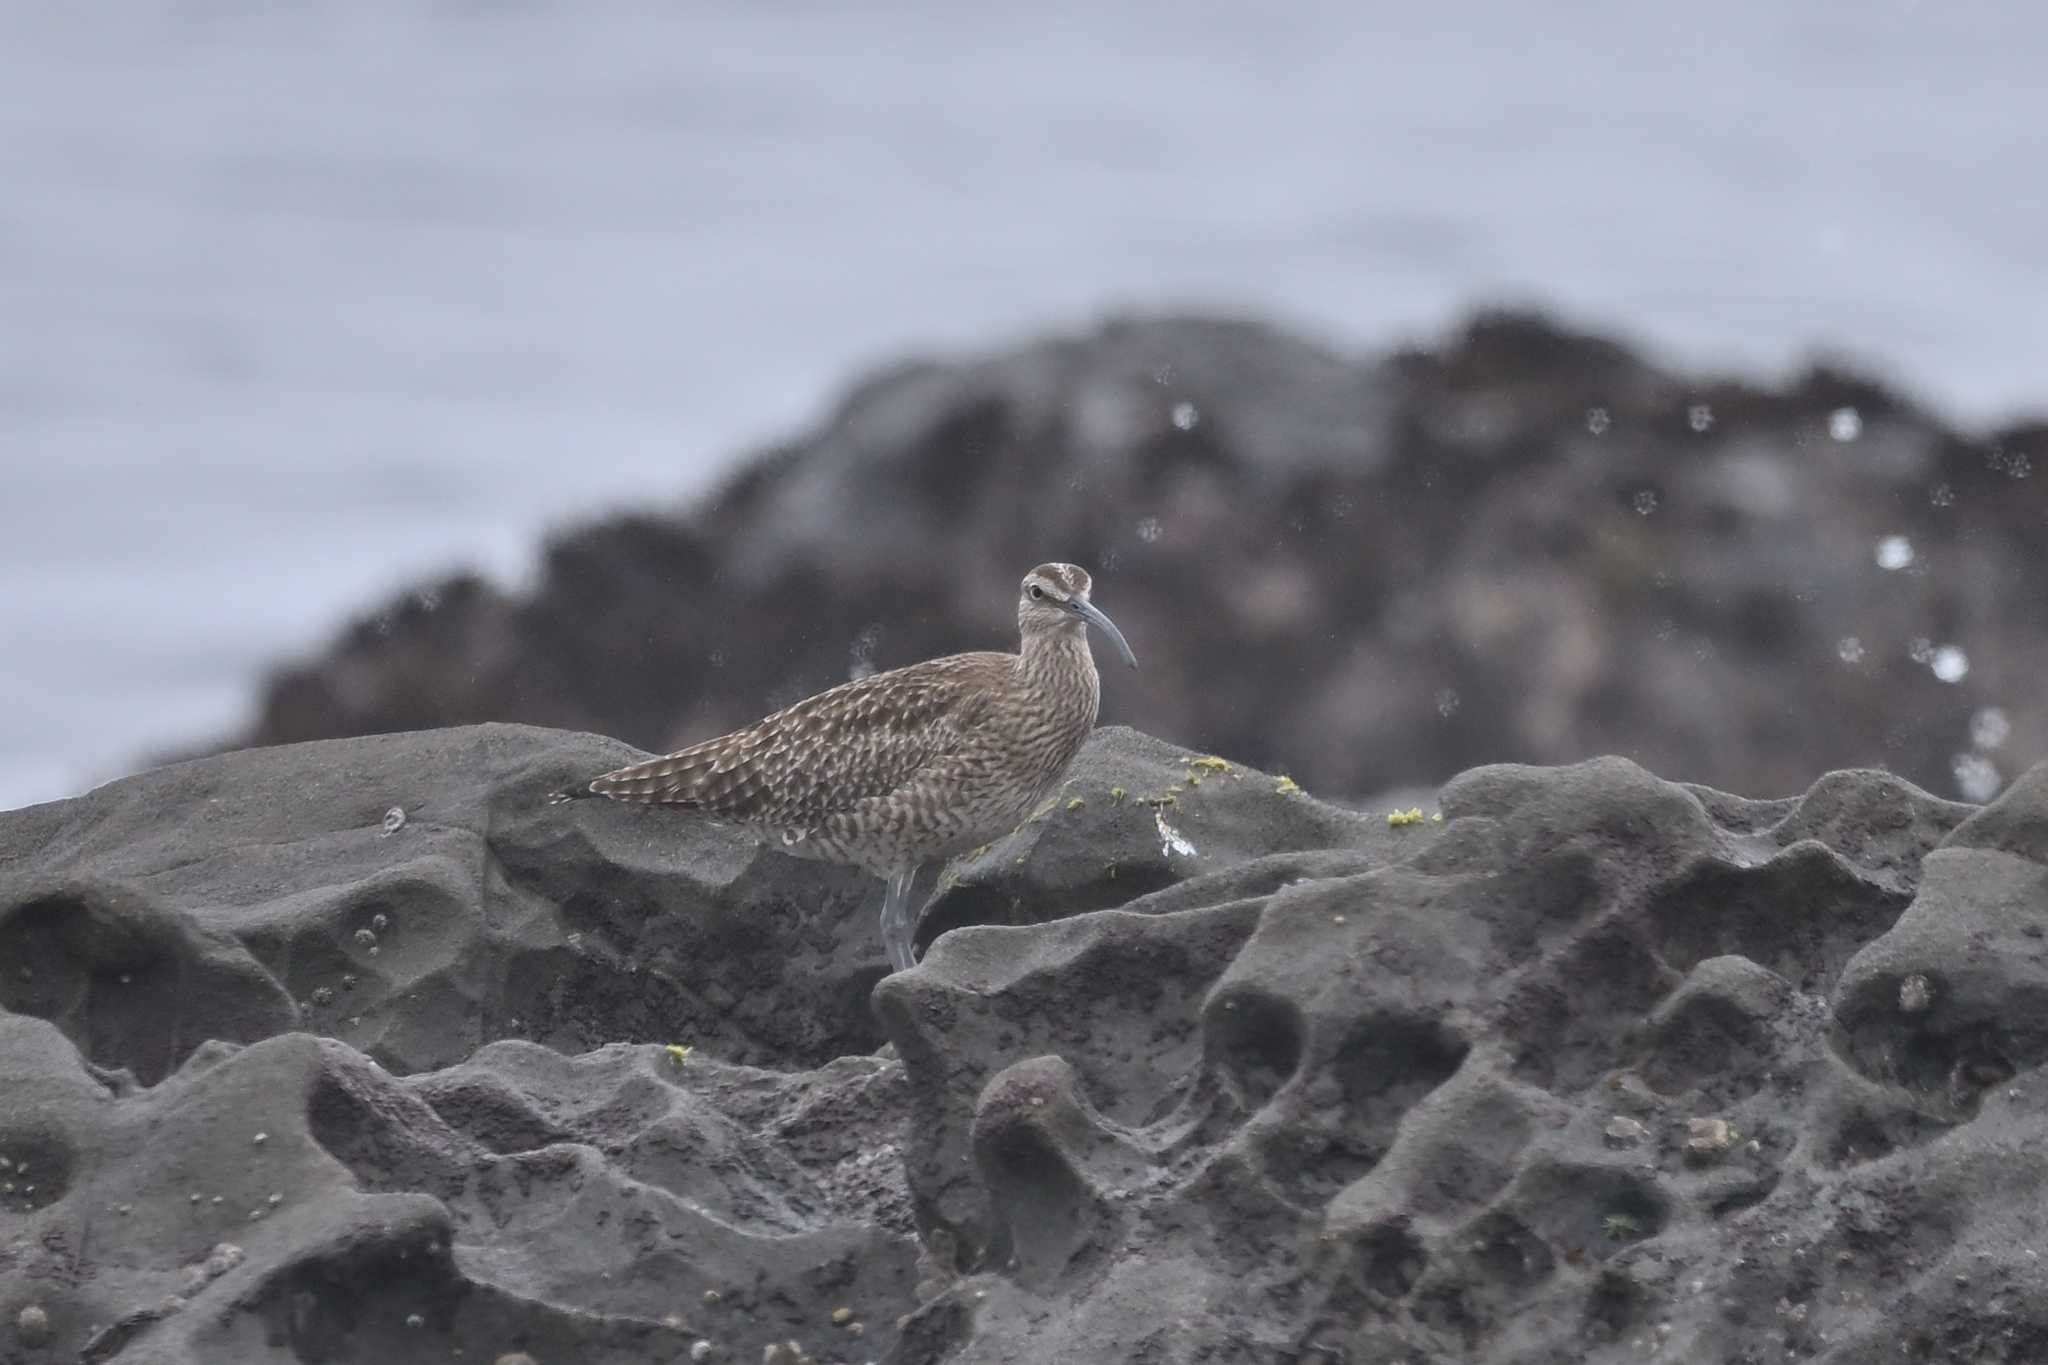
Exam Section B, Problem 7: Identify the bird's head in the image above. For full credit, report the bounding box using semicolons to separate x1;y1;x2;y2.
1018;563;1137;668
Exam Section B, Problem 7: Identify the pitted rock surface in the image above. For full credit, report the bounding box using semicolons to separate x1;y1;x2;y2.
10;723;2048;1363
0;1017;916;1365
881;744;2048;1364
1;724;897;1082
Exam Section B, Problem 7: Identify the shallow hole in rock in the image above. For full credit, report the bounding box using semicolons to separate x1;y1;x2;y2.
81;955;189;1085
1255;1012;1468;1208
1468;847;1604;961
1515;1160;1669;1264
1503;924;1672;1094
1261;1126;1384;1208
0;890;202;1084
1332;1013;1469;1121
244;1225;464;1363
976;1121;1099;1285
1833;1012;2023;1115
499;936;884;1072
1821;1103;1953;1169
1462;1210;1555;1291
924;922;1229;1141
1582;1265;1648;1340
1390;1089;1536;1218
242;922;359;1013
1174;1146;1320;1282
1645;848;1907;994
919;861;1178;951
1396;1212;1554;1352
1639;996;1774;1101
1349;1218;1428;1298
1602;1181;1666;1243
242;879;454;1010
495;846;889;1070
1411;1282;1485;1352
0;1123;75;1212
0;893;95;1011
1205;986;1306;1111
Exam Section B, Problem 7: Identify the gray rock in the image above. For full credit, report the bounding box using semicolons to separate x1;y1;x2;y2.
0;723;922;1363
10;723;2048;1364
875;749;2028;1364
0;1013;918;1365
1;724;899;1080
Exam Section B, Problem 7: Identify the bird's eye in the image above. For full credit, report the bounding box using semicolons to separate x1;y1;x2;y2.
1029;584;1045;600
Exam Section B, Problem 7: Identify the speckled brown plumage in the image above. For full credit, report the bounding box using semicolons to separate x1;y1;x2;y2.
550;562;1137;970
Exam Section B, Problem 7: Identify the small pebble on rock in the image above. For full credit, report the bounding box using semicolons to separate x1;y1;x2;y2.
1899;973;1935;1014
1686;1116;1736;1161
17;1305;51;1347
1603;1116;1650;1148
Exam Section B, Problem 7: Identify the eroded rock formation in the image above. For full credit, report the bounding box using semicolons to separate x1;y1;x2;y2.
6;725;2048;1362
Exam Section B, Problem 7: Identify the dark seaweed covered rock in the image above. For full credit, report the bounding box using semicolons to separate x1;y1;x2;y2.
210;311;2048;807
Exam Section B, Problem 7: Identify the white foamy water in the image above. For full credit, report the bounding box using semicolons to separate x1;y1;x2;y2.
2;0;2044;809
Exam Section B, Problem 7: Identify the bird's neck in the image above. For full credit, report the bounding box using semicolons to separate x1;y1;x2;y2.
1016;623;1098;692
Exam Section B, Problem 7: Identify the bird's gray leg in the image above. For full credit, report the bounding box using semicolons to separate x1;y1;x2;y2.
880;866;920;972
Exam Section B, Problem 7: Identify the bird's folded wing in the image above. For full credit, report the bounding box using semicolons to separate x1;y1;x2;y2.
588;653;1005;825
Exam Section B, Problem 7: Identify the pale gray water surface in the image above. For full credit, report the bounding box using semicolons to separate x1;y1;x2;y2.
2;0;2043;809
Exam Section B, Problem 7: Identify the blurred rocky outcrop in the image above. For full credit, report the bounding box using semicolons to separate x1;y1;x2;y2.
215;310;2047;803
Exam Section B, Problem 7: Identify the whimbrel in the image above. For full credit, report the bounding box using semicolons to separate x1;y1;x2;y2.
550;563;1137;971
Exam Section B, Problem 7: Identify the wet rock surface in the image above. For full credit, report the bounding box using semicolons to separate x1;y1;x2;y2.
208;310;2048;806
9;723;2048;1362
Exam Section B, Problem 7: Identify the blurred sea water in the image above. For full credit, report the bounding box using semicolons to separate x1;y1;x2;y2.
2;0;2044;810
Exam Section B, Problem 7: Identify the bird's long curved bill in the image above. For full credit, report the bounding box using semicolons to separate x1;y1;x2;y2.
1072;599;1139;669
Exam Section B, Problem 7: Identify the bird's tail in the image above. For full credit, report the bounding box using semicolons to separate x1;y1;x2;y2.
550;754;710;807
